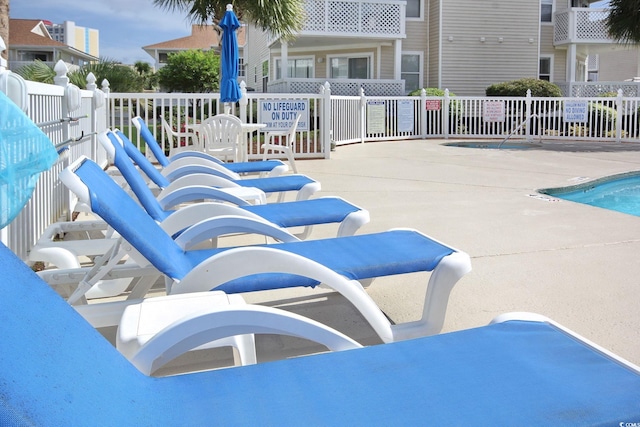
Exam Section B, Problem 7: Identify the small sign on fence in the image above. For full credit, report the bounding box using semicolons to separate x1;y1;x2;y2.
258;100;309;131
483;101;505;122
425;100;441;111
397;100;414;132
367;100;385;134
563;100;588;123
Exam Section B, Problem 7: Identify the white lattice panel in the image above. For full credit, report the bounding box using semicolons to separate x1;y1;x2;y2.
554;12;569;43
303;0;328;32
327;1;359;32
576;10;608;40
302;0;404;37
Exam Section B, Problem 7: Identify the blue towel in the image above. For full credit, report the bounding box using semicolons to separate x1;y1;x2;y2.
0;91;57;228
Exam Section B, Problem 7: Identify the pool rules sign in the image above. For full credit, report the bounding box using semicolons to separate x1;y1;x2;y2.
563;100;588;123
259;100;309;131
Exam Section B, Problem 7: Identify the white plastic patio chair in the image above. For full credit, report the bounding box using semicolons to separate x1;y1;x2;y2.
262;113;302;173
160;116;200;156
197;114;243;162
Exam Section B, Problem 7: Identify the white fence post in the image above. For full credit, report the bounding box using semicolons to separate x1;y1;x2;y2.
443;89;450;139
321;82;332;158
525;89;532;142
616;88;623;143
359;87;366;143
239;81;248;123
420;88;427;139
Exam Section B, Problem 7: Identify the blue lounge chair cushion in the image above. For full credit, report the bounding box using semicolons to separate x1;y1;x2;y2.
244;198;360;228
120;129;315;195
134;116;284;174
2;241;639;425
107;131;363;232
75;158;453;292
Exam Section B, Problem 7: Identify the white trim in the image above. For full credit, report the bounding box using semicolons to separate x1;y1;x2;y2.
326;52;374;79
401;51;424;94
406;0;425;22
539;54;554;81
273;55;316;80
540;0;554;25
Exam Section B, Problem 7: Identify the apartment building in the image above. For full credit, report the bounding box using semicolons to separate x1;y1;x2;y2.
244;0;624;95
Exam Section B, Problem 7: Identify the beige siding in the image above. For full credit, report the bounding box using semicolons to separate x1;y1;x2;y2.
540;26;567;82
439;0;540;95
245;26;271;91
598;50;640;81
427;0;441;88
380;45;394;79
403;20;428;87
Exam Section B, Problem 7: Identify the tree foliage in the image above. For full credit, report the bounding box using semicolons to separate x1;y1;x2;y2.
486;78;562;97
16;58;146;93
153;0;305;40
606;0;640;44
156;49;220;93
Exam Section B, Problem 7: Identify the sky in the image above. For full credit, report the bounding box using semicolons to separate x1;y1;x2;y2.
10;0;198;64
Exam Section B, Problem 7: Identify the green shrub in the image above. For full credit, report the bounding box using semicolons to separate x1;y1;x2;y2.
409;87;461;115
589;102;616;125
408;87;457;97
485;78;562;97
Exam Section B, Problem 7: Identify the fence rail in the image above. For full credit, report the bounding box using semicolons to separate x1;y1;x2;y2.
3;67;640;262
331;88;640;145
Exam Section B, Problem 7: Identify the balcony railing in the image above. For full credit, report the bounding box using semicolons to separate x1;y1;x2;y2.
268;78;406;96
270;0;405;44
554;8;615;45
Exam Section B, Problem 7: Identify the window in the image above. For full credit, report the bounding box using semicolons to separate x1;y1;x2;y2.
541;0;553;23
262;60;269;92
401;53;421;94
238;58;246;77
406;0;421;18
330;56;370;79
539;57;552;81
275;58;314;79
158;53;169;63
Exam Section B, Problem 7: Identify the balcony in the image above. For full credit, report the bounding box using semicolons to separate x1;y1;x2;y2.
270;0;406;46
554;8;617;46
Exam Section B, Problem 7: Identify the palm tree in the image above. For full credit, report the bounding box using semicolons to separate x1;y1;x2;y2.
606;0;640;43
152;0;305;39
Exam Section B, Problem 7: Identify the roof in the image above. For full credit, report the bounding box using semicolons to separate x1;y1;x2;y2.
8;19;65;48
142;24;245;51
8;18;98;61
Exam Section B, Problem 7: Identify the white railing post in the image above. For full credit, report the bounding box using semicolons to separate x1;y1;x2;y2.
101;79;110;129
359;87;366;143
443;89;450;139
525;89;532;142
616;88;623;143
420;88;427;139
54;60;71;146
321;82;332;158
239;81;248;123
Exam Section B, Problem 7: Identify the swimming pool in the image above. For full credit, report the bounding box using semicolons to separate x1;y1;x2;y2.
540;171;640;217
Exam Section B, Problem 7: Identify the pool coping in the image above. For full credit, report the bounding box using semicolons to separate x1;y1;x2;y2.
539;170;640;196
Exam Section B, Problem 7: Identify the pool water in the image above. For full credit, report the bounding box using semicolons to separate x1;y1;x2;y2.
541;172;640;217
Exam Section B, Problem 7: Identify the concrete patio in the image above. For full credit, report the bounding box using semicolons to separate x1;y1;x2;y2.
97;138;640;374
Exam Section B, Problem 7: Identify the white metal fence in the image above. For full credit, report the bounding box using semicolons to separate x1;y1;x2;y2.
2;67;108;261
4;70;640;261
331;88;640;145
110;85;331;162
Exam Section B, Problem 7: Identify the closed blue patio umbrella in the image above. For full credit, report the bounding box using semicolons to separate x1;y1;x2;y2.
219;4;242;110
